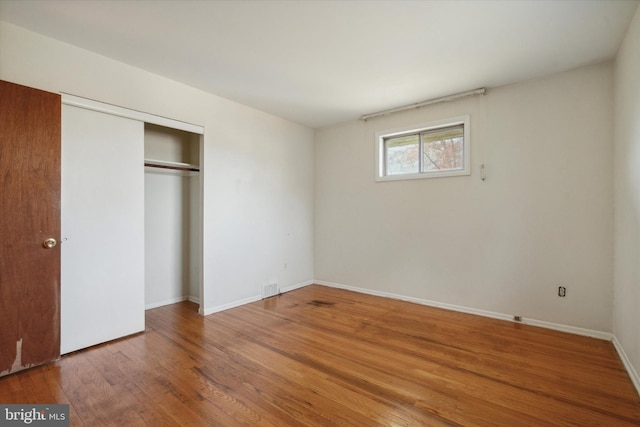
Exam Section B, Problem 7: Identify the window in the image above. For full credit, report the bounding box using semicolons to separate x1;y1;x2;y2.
375;115;470;181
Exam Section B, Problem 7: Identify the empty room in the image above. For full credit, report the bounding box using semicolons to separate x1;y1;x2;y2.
1;0;640;425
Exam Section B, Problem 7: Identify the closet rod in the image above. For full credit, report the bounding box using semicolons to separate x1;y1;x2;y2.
144;162;199;172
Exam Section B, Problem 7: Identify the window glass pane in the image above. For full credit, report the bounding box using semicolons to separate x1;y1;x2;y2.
421;125;464;172
385;134;419;175
375;116;469;181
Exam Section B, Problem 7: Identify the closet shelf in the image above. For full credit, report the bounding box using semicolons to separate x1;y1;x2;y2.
144;158;199;172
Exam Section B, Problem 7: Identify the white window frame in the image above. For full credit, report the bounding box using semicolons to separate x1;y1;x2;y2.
375;115;470;182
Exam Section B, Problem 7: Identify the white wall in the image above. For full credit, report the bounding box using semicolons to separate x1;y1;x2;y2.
0;17;624;338
0;21;314;313
614;6;640;388
315;62;614;332
144;170;198;308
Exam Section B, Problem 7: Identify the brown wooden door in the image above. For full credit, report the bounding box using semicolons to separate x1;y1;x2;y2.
0;80;61;376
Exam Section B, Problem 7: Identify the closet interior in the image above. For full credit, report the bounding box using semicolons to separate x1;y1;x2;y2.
144;123;202;311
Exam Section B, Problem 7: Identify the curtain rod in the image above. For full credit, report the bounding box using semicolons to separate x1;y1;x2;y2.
360;88;486;121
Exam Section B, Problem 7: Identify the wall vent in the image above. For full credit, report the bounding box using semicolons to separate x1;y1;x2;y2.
262;282;278;298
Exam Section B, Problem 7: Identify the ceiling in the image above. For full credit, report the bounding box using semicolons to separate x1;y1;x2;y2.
0;0;638;128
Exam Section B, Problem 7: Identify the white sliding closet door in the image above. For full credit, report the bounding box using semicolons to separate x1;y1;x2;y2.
61;104;145;354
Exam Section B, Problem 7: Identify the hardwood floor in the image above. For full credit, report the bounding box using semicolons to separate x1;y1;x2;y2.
1;285;639;426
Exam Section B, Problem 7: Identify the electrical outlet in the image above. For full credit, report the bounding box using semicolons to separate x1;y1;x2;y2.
558;286;567;297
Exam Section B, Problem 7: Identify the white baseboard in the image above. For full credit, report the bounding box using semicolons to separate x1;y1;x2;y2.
523;317;613;341
200;294;262;316
316;280;513;322
315;280;612;340
200;279;315;315
145;294;200;310
612;335;640;396
145;296;189;310
280;279;314;294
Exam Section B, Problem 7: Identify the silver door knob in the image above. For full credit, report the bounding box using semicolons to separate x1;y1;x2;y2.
43;238;57;249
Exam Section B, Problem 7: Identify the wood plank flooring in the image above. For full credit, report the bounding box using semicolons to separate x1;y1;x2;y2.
1;284;639;426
